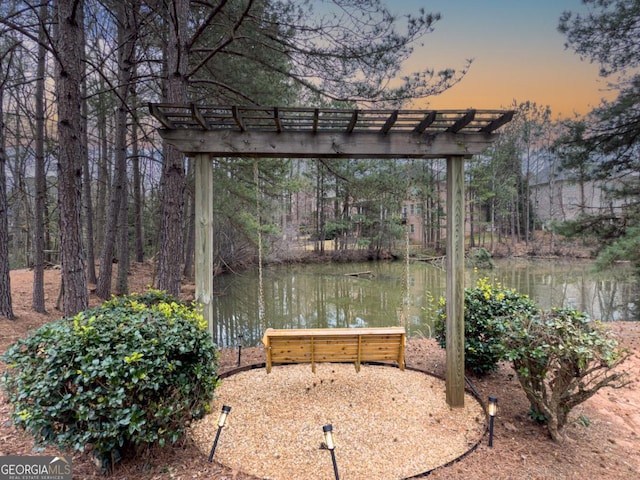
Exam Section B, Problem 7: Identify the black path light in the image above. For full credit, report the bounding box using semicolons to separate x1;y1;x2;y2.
322;424;340;480
237;334;244;366
487;396;498;447
208;405;231;462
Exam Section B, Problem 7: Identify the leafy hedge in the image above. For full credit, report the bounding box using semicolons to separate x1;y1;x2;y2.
1;289;219;468
435;277;539;375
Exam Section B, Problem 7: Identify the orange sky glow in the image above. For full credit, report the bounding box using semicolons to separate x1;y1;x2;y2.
398;1;616;119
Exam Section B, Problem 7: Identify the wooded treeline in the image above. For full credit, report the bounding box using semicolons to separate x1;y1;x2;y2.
1;0;639;320
0;0;469;319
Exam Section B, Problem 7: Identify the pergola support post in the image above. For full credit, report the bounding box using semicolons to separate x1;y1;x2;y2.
194;153;214;339
445;156;466;407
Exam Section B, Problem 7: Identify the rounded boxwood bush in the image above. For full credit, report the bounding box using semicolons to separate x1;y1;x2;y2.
434;277;539;375
1;289;219;468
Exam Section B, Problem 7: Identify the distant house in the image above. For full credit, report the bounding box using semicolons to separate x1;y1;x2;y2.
530;166;632;224
402;199;447;246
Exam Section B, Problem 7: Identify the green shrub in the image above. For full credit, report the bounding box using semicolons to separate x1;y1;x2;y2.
434;277;538;375
503;307;628;442
1;289;219;469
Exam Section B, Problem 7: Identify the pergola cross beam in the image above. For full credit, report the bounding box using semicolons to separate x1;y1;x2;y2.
150;104;514;408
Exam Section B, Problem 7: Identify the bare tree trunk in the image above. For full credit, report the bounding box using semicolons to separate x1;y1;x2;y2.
435;166;443;250
32;3;48;313
468;188;475;248
96;0;136;299
548;149;558;250
55;0;89;316
183;195;195;278
490;197;495;252
525;148;531;245
82;78;96;283
115;172;129;295
75;13;95;285
511;198;517;246
94;146;117;294
157;0;188;296
130;74;144;263
0;56;15;319
95;97;109;246
115;1;141;295
5;110;31;267
315;161;325;254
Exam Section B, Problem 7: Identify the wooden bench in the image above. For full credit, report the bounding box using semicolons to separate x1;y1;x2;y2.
262;327;406;373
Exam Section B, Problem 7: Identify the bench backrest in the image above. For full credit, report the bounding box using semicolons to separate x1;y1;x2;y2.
262;327;406;373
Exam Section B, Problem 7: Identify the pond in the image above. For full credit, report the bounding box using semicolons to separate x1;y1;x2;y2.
212;258;639;347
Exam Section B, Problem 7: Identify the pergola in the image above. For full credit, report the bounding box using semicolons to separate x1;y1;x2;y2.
149;104;514;407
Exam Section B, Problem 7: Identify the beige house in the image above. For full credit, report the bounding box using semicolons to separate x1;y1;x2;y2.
530;167;631;225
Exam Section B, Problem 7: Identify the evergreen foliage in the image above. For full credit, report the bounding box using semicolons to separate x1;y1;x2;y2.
557;0;640;275
1;290;219;470
434;278;539;375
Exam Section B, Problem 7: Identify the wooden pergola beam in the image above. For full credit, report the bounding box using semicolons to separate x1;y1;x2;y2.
149;103;175;129
413;111;437;133
149;104;514;135
273;107;282;132
232;105;246;131
480;110;514;133
446;110;476;133
347;109;359;133
191;104;209;130
157;129;494;159
380;110;398;134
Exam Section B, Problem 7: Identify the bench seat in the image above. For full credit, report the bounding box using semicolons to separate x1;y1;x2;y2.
262;327;406;373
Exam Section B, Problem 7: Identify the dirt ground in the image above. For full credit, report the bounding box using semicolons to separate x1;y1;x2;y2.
1;264;639;480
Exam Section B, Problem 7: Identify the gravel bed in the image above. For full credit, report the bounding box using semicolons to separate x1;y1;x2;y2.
190;363;485;480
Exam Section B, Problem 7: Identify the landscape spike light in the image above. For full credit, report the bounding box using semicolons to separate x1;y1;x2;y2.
488;396;498;447
218;405;231;427
322;425;340;480
208;405;231;462
237;334;244;366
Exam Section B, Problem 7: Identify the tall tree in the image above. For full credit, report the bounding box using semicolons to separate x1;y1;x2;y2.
32;1;48;313
474;129;522;247
55;0;89;316
553;119;594;218
0;42;18;320
559;0;640;78
513;101;553;243
559;0;640;274
130;70;145;264
156;0;189;296
469;101;552;248
184;0;467;105
95;0;137;299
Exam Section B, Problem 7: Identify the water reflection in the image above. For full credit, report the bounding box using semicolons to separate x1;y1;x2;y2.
212;259;639;347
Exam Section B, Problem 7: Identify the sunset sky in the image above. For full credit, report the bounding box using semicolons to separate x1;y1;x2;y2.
396;0;614;118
